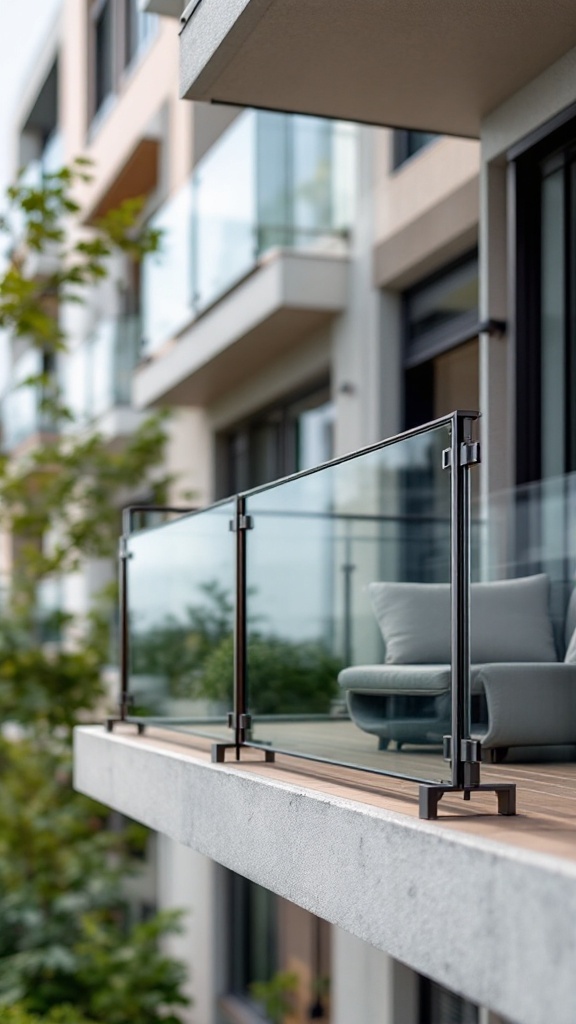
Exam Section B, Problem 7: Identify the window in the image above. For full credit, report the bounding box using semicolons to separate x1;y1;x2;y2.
402;253;479;429
515;112;576;484
222;870;331;1023
419;975;479;1024
90;0;157;121
393;129;438;169
217;384;334;497
228;874;277;1003
19;59;60;174
124;0;156;68
94;0;114;114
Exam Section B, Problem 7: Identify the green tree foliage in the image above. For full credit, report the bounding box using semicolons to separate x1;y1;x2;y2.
0;163;189;1021
202;632;341;714
130;580;341;715
130;581;234;702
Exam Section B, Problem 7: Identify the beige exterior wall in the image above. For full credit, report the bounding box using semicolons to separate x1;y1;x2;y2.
374;132;480;243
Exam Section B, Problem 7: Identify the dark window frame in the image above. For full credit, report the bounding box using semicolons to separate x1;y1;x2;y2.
226;871;278;1014
419;974;479;1024
403;250;479;368
88;0;157;127
393;129;439;170
514;113;576;484
216;379;332;499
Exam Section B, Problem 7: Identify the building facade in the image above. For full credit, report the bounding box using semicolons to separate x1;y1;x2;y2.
7;0;575;1022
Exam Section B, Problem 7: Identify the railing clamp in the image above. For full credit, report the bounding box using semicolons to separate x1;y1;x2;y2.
461;738;482;763
229;514;254;532
118;536;132;559
227;712;252;730
442;442;481;470
442;735;452;761
459;441;481;467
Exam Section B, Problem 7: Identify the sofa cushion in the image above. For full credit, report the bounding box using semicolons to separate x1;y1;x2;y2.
338;663;451;695
368;574;557;665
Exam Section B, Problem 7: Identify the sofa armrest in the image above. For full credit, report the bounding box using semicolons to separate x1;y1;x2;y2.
475;662;576;748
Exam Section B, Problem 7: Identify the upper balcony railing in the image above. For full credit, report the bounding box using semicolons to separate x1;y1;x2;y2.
111;412;518;819
141;110;356;354
1;347;58;451
62;314;142;426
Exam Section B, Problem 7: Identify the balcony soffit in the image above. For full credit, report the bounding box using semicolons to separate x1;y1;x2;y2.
180;0;576;138
133;250;348;408
85;137;160;223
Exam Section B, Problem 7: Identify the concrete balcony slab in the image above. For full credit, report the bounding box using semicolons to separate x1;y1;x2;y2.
179;0;576;138
134;249;348;407
75;724;576;1024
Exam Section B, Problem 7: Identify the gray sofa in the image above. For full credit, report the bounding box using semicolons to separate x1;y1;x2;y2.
338;574;576;757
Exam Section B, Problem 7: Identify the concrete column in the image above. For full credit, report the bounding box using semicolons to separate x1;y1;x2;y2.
156;836;220;1024
333;126;389;456
331;927;418;1024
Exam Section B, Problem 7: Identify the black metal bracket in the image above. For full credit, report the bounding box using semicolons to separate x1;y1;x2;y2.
229;514;254;532
211;742;275;764
106;716;145;735
227;712;252;730
419;782;517;820
442;441;481;470
478;317;507;336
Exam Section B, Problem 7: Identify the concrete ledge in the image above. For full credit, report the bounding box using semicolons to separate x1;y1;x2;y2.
74;726;576;1024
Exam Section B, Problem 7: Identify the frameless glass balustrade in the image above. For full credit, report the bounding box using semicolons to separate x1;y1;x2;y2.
244;421;454;785
125;500;236;740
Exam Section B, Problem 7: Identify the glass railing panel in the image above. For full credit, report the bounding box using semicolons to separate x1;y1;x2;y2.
61;341;90;427
255;112;354;254
142;180;195;354
192;111;257;312
244;422;453;784
126;501;236;738
1;347;57;450
90;314;141;416
2;385;39;449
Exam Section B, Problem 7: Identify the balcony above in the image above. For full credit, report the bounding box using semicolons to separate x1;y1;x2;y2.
179;0;576;137
63;314;145;441
135;247;348;406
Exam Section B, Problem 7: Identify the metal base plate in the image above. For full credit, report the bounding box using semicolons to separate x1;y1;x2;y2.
211;742;276;764
419;782;516;820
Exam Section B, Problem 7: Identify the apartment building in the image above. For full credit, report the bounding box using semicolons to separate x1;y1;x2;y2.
7;0;570;1022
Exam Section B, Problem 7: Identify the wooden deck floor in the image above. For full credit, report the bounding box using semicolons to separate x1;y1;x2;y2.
141;722;576;866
